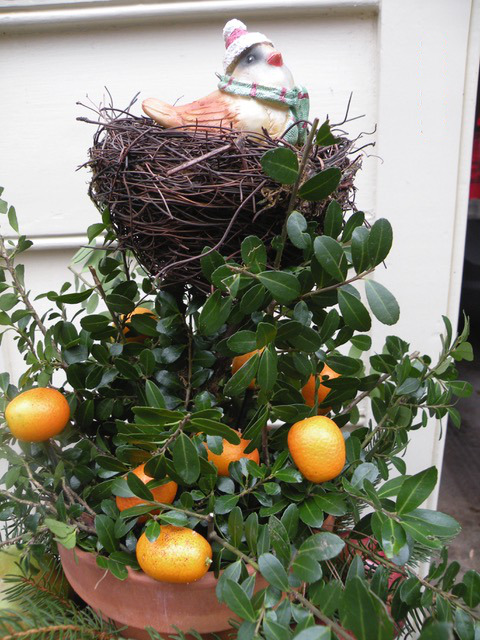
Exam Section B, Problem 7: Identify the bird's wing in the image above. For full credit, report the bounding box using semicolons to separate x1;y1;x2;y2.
175;91;239;128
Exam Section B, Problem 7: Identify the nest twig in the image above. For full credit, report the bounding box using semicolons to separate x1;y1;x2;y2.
82;102;362;291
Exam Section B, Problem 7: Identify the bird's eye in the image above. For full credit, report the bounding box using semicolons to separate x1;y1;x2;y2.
246;54;255;64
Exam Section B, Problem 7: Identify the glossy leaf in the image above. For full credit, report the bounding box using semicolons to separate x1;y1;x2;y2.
313;236;347;282
396;467;438;514
338;288;371;332
258;271;301;304
259;553;289;591
365;280;400;325
287;211;311;249
222;579;257;622
223;351;259;397
299;168;342;201
261;147;299;185
172;433;200;485
367;218;393;266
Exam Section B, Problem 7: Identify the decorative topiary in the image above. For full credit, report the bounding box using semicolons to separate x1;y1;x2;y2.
0;118;478;640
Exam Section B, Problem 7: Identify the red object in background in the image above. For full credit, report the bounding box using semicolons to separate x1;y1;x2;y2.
470;116;480;200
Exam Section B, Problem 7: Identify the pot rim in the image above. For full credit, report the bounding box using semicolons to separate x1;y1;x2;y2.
59;544;237;588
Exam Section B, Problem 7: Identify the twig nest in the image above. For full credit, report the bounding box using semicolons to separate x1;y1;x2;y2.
85;108;360;290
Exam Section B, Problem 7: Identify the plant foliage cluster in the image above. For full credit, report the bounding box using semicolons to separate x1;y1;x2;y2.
0;120;478;640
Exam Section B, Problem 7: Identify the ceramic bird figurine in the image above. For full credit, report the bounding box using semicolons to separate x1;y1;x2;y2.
142;19;309;144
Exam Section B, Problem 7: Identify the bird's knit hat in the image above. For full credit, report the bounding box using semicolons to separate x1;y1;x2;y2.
223;19;273;72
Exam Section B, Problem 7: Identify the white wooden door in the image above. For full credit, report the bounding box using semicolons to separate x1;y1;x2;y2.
1;0;479;506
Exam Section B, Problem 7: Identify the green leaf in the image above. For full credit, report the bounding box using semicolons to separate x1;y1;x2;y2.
256;322;277;348
299;499;324;527
257;271;301;304
342;211;365;242
223;351;259;397
261;147;299;185
201;248;225;281
228;506;244;548
367;218;393;266
449;380;473;398
401;519;443;550
257;345;278;393
293;628;331;640
381;518;407;559
222;579;257;622
324;201;343;239
44;519;77;549
338;288;371;332
240;283;267;314
340;576;394;640
172;433;200;484
105;293;134;313
7;206;19;233
95;514;118;553
396;467;438;514
145;519;161;542
299;532;345;561
190;418;241;444
402;509;460;538
418;622;454;640
299;168;342;201
316;119;339;147
351;462;379;489
125;472;153;501
80;314;111;333
462;570;480;608
145;380;166;409
351;227;370;274
365;280;400;326
313;236;347;282
313;494;348;516
454;609;474;640
241;236;267;273
292;550;323;583
0;294;19;312
451;341;474;362
258;553;289;591
199;291;232;335
351;334;372;351
227;331;257;354
287;211;311;249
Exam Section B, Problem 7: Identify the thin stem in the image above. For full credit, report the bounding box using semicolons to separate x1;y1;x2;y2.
153;414;191;457
152;500;211;522
88;266;125;342
183;317;193;410
0;236;66;368
274;118;320;270
336;372;391;418
208;531;259;570
62;480;96;518
301;267;375;299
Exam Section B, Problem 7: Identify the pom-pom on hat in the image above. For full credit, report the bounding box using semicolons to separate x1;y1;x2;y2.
223;19;273;72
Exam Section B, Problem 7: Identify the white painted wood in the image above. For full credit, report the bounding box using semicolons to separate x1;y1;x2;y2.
0;6;378;239
372;0;480;507
0;0;379;29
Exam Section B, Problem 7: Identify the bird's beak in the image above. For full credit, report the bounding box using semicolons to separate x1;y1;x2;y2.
267;51;283;67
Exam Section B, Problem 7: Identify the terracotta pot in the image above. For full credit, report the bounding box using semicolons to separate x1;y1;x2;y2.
59;545;265;640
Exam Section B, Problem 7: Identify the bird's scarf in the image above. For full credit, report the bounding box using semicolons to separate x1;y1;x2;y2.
217;74;310;145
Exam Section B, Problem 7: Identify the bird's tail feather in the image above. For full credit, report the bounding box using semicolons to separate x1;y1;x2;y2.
142;98;183;127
